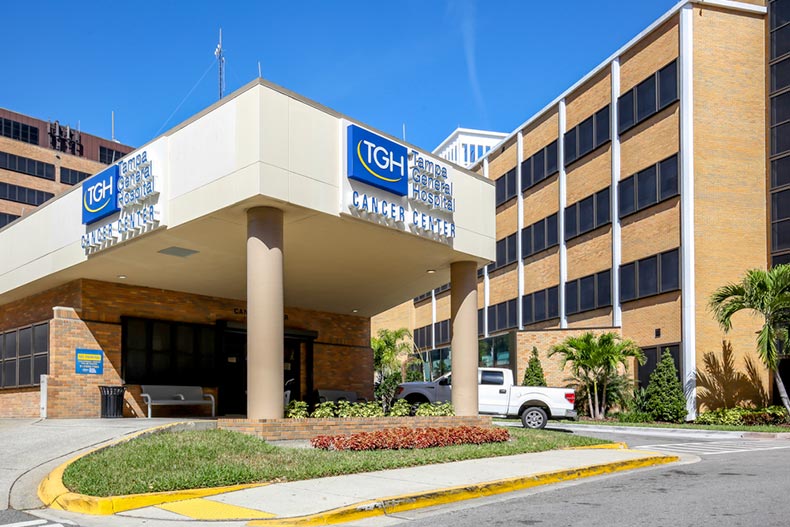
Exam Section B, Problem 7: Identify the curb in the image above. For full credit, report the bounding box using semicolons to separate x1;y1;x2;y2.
37;421;266;515
549;423;790;440
244;450;679;526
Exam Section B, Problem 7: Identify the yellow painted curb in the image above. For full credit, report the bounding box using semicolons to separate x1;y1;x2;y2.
247;453;679;527
37;421;267;515
158;497;276;519
565;442;628;450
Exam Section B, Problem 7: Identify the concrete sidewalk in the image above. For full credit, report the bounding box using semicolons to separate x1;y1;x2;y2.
56;446;675;525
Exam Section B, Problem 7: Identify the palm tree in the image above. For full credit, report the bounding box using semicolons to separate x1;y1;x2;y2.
549;332;645;419
371;327;414;381
709;266;790;413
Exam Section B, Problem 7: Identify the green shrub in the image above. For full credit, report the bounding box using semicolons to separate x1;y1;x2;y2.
334;400;355;418
285;400;309;419
310;401;336;418
696;406;788;426
414;402;455;416
616;411;653;423
522;347;547;387
357;401;385;417
388;399;411;417
644;350;687;423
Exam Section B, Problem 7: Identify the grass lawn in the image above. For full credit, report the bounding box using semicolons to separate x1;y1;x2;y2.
563;419;790;433
62;428;609;497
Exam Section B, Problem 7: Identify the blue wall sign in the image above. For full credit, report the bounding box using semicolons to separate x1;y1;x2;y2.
82;165;120;225
347;125;408;196
75;349;104;375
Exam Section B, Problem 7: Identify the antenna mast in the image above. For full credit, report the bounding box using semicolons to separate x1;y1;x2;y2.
215;28;225;100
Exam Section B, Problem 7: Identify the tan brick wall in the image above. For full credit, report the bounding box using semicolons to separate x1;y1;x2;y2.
371;300;414;337
478;280;486;310
621;292;682;346
218;415;493;441
488;138;517;183
566;69;611;130
692;5;769;395
0;388;39;418
515;328;622;388
435;291;451;322
620;106;680;178
524;178;559;226
496;201;518;240
488;267;518;306
566;146;612;204
1;279;373;417
523;250;559;293
567;228;612;281
567;309;614;330
620;16;679;94
415;300;433;328
522;108;559;159
620;198;680;263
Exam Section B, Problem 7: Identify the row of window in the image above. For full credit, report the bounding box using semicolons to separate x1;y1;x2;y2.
566;270;612;316
0;151;55;181
414;324;431;350
99;146;127;165
0;323;49;389
1;117;39;145
619;154;679;218
566;187;610;241
414;282;451;304
0;212;19;228
0;182;54;207
564;105;610;166
434;319;451;346
771;1;790;265
620;248;680;303
488;298;518;334
522;213;559;259
60;167;92;186
523;285;560;326
618;60;678;134
521;140;559;192
495;167;517;207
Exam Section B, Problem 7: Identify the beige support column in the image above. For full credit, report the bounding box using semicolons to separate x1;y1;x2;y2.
450;261;479;416
247;207;284;419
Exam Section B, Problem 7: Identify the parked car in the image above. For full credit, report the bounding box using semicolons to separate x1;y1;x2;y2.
395;367;577;429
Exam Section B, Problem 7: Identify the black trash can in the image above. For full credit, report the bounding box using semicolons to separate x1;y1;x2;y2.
99;385;125;418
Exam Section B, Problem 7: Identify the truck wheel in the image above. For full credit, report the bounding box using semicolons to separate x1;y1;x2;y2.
521;407;548;429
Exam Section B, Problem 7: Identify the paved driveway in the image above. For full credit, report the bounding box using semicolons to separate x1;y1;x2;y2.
0;418;200;511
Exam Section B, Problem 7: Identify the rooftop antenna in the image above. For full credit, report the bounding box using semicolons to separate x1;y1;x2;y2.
215;28;225;99
111;111;116;142
258;61;262;78
402;123;407;141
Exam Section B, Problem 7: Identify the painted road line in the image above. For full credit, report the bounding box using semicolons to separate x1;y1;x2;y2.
636;440;790;456
157;498;275;520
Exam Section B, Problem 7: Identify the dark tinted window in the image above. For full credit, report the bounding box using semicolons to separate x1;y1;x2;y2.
506;169;517;199
481;370;505;385
618;91;635;132
774;189;790;221
522;294;533;324
533;219;546;252
636;76;657;123
773;91;790;126
546;140;558;175
521;158;532;189
508;298;518;328
595;106;610;148
658;61;678;109
534;290;547;321
579;196;594;233
495;176;506;205
772;58;790;93
638;256;659;297
660;249;680;292
522;225;532;257
773;23;790;59
533;149;545;182
619;177;635;217
596;188;610;226
637;165;658;209
578;116;594;157
496;238;506;267
659;155;679;200
773;121;790;156
548;286;559;319
773;0;790;30
565;206;577;240
580;275;596;311
547;213;558;247
598;270;612;306
566;281;578;315
773;156;790;189
564;128;577;165
620;263;636;302
506;233;517;263
774;219;790;251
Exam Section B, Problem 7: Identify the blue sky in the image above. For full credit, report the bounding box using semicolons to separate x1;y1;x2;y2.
2;1;676;152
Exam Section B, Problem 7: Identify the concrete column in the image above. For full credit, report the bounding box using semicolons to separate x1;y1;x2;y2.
450;261;478;416
247;206;284;419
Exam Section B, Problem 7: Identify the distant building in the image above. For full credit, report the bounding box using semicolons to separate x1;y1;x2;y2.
433;128;507;168
0;108;133;228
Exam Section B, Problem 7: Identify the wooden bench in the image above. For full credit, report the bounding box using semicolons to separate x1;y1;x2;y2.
317;389;367;403
140;385;215;418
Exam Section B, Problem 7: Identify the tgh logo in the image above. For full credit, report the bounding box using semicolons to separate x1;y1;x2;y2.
347;125;408;196
82;165;120;224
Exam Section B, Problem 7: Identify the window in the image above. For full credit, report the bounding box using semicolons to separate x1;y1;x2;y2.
1;322;48;388
773;23;790;60
414;325;432;349
435;320;451;346
772;0;790;30
495;168;517;207
0;182;54;207
99;146;127;165
522;213;559;259
548;286;559;319
478;334;514;368
772;156;790;189
523;285;560;324
0;118;39;145
619;248;681;303
60;167;92;186
0;213;19;228
618;60;678;134
546;213;558;247
565;187;611;241
773;121;790;156
481;370;504;385
488;299;518;334
521;225;532;256
494;233;518;270
522;293;533;324
774;91;790;126
534;290;547;322
564;105;611;166
638;344;681;387
619;154;679;218
533;219;546;253
0;151;55;181
522;140;559;192
122;317;216;385
565;269;612;316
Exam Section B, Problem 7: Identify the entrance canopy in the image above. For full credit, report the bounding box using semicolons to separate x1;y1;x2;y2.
0;79;495;317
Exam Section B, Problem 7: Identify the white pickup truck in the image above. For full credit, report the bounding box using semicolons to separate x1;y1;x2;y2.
395;367;577;429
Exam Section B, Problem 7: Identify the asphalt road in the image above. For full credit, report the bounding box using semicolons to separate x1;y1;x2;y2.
361;430;790;527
